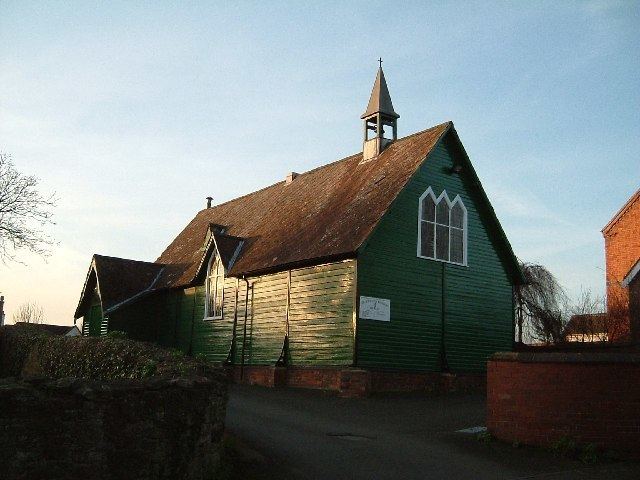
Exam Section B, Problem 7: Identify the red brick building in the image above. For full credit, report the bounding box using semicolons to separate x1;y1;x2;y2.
602;188;640;340
622;260;640;344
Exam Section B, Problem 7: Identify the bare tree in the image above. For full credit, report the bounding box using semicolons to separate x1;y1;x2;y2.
514;261;568;344
604;283;631;342
0;153;56;263
564;290;608;342
12;301;45;324
562;287;630;343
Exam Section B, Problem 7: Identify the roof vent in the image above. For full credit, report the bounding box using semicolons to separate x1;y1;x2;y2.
206;196;213;208
286;172;299;185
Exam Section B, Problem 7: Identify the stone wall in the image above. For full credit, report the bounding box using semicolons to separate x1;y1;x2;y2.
487;351;640;459
0;325;228;480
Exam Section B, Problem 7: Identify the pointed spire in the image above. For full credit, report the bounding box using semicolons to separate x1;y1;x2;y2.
361;67;399;119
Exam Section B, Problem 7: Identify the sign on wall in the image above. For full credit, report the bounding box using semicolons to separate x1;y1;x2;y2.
359;296;391;322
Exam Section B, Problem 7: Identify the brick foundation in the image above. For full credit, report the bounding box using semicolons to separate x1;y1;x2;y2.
228;365;484;397
487;352;640;459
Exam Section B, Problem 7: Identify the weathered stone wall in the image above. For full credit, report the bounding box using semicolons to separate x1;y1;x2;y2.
0;325;228;480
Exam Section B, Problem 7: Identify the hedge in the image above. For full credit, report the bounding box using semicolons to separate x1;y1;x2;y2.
0;324;217;380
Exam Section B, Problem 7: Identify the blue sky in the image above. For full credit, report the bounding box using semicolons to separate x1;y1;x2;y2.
1;1;638;324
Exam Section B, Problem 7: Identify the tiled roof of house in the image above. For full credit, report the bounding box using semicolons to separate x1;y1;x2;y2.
154;122;449;288
563;313;609;337
74;255;164;318
76;121;524;317
14;322;78;336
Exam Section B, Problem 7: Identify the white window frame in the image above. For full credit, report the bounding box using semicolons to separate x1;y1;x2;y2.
204;252;225;320
417;187;468;266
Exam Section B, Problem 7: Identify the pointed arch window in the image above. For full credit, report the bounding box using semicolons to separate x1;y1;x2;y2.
205;253;224;319
417;187;467;266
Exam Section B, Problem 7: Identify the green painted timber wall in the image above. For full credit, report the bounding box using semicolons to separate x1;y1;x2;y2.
105;260;355;366
288;262;355;365
83;300;105;337
356;134;514;373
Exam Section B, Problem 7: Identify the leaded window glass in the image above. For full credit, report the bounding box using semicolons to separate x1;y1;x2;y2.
418;188;467;266
205;254;224;319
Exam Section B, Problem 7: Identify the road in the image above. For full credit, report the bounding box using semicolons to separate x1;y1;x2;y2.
225;384;640;480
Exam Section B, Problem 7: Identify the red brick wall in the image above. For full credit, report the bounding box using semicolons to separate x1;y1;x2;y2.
229;365;484;397
487;353;640;458
286;367;341;390
630;279;640;344
232;366;286;387
370;371;485;393
230;366;341;390
603;193;640;326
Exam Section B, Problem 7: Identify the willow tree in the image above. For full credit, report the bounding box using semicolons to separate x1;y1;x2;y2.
514;262;567;344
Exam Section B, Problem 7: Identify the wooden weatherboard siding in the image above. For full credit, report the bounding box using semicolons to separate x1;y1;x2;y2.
288;261;355;365
85;302;104;336
357;133;514;373
106;260;356;366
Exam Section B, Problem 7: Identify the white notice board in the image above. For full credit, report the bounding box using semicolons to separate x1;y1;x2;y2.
359;296;391;321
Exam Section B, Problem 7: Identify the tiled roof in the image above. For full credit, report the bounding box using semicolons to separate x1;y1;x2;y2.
563;314;608;336
76;120;524;317
14;322;78;336
154;122;450;288
74;255;164;318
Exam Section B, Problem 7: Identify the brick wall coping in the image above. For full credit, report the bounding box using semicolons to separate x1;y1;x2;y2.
491;351;640;364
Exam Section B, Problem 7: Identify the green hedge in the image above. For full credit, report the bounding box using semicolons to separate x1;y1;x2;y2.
0;324;217;380
0;324;50;377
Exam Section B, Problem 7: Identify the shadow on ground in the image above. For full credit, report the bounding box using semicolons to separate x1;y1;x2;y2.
225;385;640;480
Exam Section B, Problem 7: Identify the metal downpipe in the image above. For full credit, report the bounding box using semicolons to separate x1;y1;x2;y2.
240;276;250;381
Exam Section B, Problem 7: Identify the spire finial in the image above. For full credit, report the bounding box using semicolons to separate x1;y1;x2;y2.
361;63;399;161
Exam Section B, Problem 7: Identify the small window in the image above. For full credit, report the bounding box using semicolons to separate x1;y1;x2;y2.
417;187;467;266
205;253;224;319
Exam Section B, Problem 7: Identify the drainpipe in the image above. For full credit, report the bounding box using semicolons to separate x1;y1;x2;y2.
227;278;240;364
173;291;181;349
0;295;5;327
188;287;197;356
276;270;291;366
240;276;250;381
352;261;359;367
440;263;450;373
515;286;524;344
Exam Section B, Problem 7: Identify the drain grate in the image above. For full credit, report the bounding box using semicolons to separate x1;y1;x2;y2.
456;426;487;434
326;432;373;441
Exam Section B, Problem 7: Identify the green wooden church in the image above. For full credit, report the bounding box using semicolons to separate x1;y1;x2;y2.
75;67;522;391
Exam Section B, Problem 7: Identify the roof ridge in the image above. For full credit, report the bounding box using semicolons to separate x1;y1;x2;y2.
198;122;452;215
153;120;458;284
93;254;163;266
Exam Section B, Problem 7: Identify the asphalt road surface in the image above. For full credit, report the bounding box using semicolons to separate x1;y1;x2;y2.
225;384;640;480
